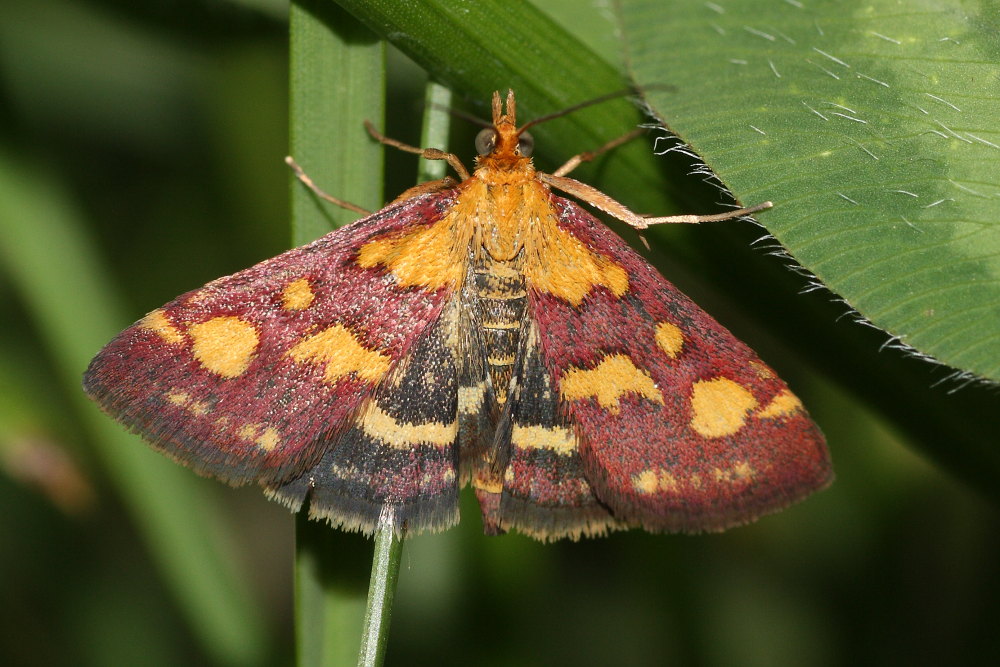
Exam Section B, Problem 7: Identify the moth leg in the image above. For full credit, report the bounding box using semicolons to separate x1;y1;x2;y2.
364;121;471;181
284;156;371;214
538;172;772;230
550;128;645;177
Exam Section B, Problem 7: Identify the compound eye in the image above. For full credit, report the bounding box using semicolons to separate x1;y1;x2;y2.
475;128;497;155
517;131;534;157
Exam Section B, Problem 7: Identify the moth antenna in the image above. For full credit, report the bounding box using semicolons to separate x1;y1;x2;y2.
516;85;671;134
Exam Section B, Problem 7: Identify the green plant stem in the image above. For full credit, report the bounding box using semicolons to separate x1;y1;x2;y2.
357;509;403;667
354;80;453;667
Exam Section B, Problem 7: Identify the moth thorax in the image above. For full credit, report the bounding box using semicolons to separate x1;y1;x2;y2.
477;182;540;261
471;251;527;405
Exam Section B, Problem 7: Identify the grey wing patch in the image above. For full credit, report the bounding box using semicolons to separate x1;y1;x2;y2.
479;323;625;541
265;300;463;537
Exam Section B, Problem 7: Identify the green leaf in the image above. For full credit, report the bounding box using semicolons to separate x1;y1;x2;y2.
333;0;676;217
289;3;385;666
331;0;1000;502
290;0;386;241
619;0;1000;383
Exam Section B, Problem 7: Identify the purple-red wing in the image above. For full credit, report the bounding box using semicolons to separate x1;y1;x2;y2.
84;194;457;486
529;196;832;532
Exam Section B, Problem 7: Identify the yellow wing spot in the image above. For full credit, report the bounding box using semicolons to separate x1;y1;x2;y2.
632;469;679;494
287;324;391;385
527;220;629;306
750;361;775;379
357;216;466;291
281;278;315;310
593;255;628;297
420;468;456;488
358;402;457;449
166;391;191;406
634;464;754;494
327;463;387;487
689;377;758;438
633;470;659;494
189;316;259;378
166;391;211;416
141;309;184;344
256;427;281;452
511;424;577;456
655;321;684;359
713;461;755;483
560;353;664;414
235;423;280;451
757;389;804;419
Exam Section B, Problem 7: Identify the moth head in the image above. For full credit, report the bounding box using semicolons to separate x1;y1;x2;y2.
475;90;535;164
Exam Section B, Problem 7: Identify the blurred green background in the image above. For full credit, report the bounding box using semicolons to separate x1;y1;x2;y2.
1;1;998;665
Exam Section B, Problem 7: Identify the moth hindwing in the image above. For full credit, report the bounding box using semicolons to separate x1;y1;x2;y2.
84;89;832;540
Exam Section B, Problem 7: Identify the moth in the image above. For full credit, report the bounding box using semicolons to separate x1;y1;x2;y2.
84;90;832;541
